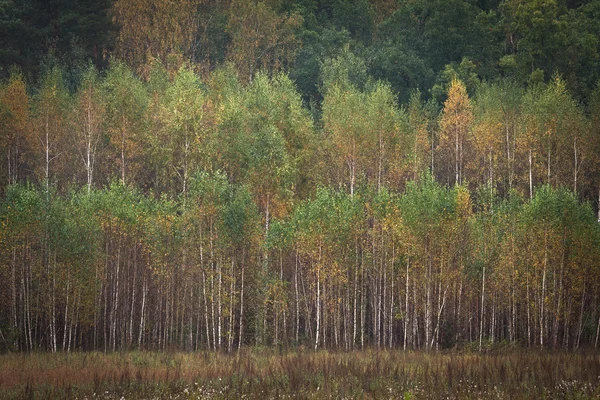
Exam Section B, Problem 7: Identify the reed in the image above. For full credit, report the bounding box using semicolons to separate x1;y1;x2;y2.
0;349;598;399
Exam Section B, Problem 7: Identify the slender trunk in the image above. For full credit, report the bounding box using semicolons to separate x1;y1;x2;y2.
490;293;495;344
576;284;585;349
210;222;216;350
86;100;94;194
349;158;355;198
489;151;493;188
431;125;435;175
479;264;485;352
295;249;299;343
112;246;121;351
412;278;418;348
121;118;126;186
300;264;313;339
183;133;189;196
69;293;78;352
228;258;235;353
389;245;394;349
547;145;551;185
62;270;70;351
455;129;459;185
404;256;409;350
425;249;432;350
506;123;512;190
45;111;50;190
431;286;448;350
238;250;245;352
315;267;320;351
360;254;365;350
25;252;33;351
459;131;464;184
378;129;383;193
541;231;548;348
345;279;350;349
573;137;578;194
526;268;531;346
456;278;463;343
413;129;419;180
195;283;201;351
353;239;358;348
138;273;147;348
11;249;17;334
189;285;194;351
315;242;322;351
594;316;600;349
529;148;533;200
51;254;57;352
203;269;211;350
129;256;136;349
218;260;222;350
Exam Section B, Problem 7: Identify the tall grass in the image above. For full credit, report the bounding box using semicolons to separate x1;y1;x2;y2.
1;349;599;399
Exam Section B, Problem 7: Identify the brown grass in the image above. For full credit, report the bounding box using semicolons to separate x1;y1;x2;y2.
0;349;599;399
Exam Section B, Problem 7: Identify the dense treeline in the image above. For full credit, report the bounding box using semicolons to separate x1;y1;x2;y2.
3;0;600;104
1;0;600;352
1;59;599;352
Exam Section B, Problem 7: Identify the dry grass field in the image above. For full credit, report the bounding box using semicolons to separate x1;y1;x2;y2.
0;349;599;399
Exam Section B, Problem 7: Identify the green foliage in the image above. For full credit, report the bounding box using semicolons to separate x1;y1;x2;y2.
2;2;600;353
0;0;114;82
320;45;369;94
222;184;259;247
400;173;456;231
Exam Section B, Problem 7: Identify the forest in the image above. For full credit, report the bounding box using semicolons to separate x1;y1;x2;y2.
1;0;600;355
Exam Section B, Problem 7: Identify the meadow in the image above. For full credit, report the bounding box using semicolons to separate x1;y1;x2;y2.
0;348;599;399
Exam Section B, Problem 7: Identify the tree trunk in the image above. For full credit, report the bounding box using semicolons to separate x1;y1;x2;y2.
138;273;147;348
228;258;235;353
315;242;322;351
479;264;485;352
595;313;600;349
404;257;410;350
573;137;578;194
541;231;548;348
455;128;459;185
295;249;299;343
62;270;70;351
529;148;533;200
121;118;126;185
129;253;137;349
576;284;585;349
218;259;222;351
431;286;448;350
353;239;358;348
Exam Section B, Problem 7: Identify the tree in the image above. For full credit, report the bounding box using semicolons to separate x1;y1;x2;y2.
471;82;505;190
406;90;433;181
0;0;115;81
103;62;147;187
377;0;495;82
159;65;206;196
438;78;473;186
111;0;202;78
501;0;600;100
0;69;30;190
72;64;104;193
399;174;462;349
520;185;600;348
31;66;70;190
226;0;302;83
518;77;588;198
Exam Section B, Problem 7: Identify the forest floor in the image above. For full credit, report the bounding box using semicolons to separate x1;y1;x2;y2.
0;348;599;399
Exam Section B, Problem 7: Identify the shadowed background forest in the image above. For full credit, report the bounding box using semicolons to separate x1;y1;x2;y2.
1;0;600;353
